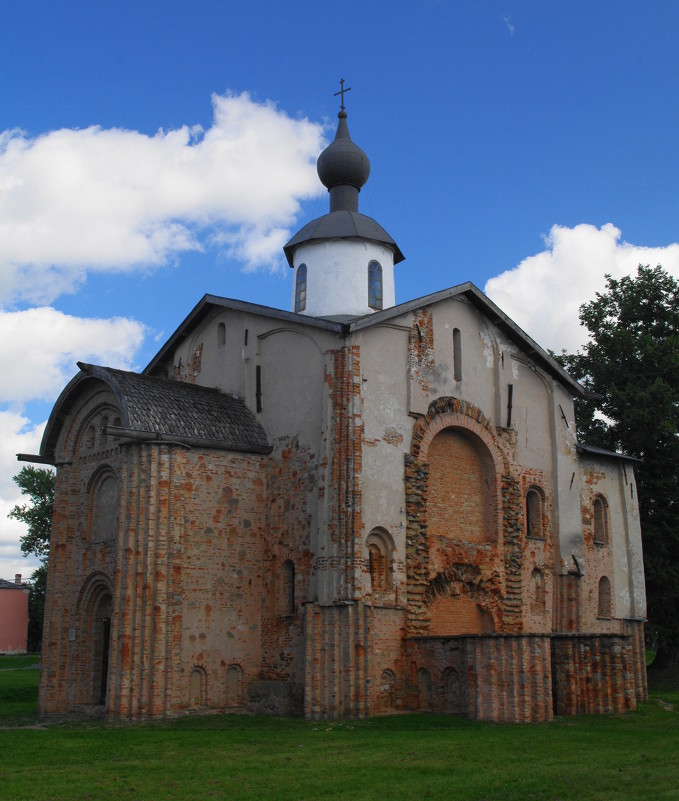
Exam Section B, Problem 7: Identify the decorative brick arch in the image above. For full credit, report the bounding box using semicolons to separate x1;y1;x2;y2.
410;397;508;474
405;398;523;636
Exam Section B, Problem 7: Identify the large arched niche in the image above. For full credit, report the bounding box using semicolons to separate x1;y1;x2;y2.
411;399;506;548
426;427;497;545
405;398;508;636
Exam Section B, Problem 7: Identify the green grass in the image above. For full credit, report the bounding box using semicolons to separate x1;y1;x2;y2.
0;662;677;801
0;653;40;670
0;654;40;722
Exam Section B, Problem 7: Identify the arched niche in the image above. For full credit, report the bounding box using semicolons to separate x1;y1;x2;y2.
87;467;119;543
598;576;612;619
443;667;463;714
189;666;207;709
593;495;609;545
427;426;497;545
366;527;394;592
226;664;244;707
75;571;114;706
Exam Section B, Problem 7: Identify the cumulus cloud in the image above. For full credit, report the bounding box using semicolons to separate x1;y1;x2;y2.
0;307;146;403
484;223;679;354
0;309;145;579
0;92;325;304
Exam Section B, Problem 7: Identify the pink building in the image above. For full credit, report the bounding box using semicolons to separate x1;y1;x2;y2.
0;576;29;654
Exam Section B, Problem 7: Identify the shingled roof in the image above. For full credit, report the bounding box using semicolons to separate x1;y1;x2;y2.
38;364;270;462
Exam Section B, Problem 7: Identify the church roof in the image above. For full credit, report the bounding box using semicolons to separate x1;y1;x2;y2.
283;210;405;267
38;364;271;463
145;283;586;398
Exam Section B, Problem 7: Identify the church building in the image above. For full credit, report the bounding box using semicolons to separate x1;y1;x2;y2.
29;97;647;722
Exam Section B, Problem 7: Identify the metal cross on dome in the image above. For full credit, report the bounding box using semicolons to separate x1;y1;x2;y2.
334;78;351;111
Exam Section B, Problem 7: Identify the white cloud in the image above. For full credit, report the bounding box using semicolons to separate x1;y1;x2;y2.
484;223;679;354
0;308;146;579
0;92;325;304
0;307;146;403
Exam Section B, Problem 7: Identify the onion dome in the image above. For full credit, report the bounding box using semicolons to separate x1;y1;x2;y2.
317;110;370;212
283;105;404;267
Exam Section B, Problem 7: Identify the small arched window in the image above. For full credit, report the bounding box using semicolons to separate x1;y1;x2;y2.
368;261;383;310
593;495;608;545
526;488;544;539
217;322;226;348
453;328;462;382
226;664;244;707
294;263;307;313
189;666;207;708
598;576;612;619
366;528;393;591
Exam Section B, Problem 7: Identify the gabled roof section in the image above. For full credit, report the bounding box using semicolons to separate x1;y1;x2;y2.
144;294;345;376
39;363;270;463
343;282;586;397
143;283;585;397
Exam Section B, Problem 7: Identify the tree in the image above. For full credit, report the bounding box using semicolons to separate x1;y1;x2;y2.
8;465;55;651
556;265;679;667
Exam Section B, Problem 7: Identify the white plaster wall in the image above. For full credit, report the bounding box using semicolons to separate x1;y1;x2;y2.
355;325;411;596
578;457;646;620
292;239;395;317
549;383;583;575
187;311;248;398
429;300;498;421
259;329;326;448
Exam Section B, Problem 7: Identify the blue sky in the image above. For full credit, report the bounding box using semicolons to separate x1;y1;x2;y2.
2;0;679;578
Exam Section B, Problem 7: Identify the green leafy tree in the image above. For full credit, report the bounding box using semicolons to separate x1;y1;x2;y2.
8;465;55;651
556;265;679;667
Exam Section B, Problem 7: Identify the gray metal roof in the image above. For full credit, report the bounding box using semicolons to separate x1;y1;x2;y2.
576;443;640;463
39;363;270;462
283;210;405;267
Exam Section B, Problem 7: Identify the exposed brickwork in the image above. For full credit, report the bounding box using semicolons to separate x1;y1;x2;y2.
405;634;554;722
323;346;363;601
405;398;508;637
170;343;203;383
551;633;637;715
501;474;523;632
408;308;434;394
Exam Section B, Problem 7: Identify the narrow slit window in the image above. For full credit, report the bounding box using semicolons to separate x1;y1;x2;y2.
368;261;383;310
598;576;612;618
295;263;307;313
256;365;262;413
526;488;544;539
282;559;295;615
453;328;462;381
217;322;226;348
593;495;608;545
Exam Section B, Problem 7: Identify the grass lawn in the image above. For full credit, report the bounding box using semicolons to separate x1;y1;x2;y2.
0;655;677;801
